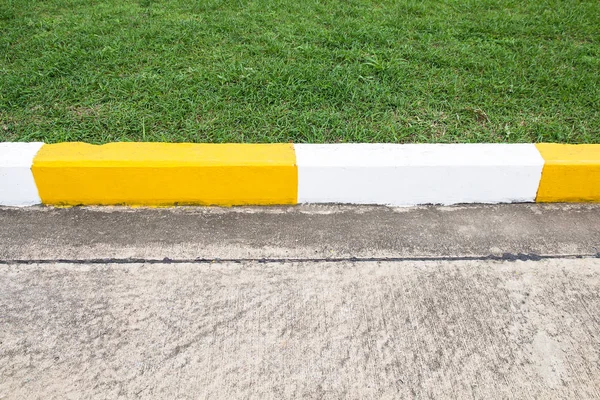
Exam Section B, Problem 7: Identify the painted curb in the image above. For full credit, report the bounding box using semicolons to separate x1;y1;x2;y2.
32;143;297;206
0;142;44;206
535;144;600;202
1;142;599;206
296;144;544;205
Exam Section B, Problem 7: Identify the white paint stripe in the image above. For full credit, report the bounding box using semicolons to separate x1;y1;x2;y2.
295;144;545;205
0;142;44;206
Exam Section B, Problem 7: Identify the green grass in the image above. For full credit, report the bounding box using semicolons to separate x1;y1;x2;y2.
1;0;599;143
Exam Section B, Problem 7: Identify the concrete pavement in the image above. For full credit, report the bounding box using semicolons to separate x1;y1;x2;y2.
1;204;600;399
2;203;600;260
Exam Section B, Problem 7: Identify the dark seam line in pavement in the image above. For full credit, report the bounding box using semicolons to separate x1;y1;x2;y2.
1;253;599;265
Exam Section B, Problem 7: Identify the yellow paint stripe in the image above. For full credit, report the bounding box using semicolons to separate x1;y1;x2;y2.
32;143;297;206
535;144;600;202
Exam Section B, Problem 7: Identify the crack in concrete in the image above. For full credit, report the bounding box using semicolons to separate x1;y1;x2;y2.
1;252;599;265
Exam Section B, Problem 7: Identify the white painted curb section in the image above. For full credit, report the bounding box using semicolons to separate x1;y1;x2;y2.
296;144;545;205
0;142;44;206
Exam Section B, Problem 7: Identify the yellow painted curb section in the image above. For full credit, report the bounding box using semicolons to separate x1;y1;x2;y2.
32;143;298;206
536;144;600;202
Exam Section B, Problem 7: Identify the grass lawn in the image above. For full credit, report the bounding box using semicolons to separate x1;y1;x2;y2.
1;0;599;144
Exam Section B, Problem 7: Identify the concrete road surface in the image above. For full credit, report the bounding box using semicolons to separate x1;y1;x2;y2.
1;204;599;399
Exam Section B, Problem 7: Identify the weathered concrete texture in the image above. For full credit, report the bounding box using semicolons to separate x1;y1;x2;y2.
2;204;600;399
1;204;600;261
1;258;599;399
